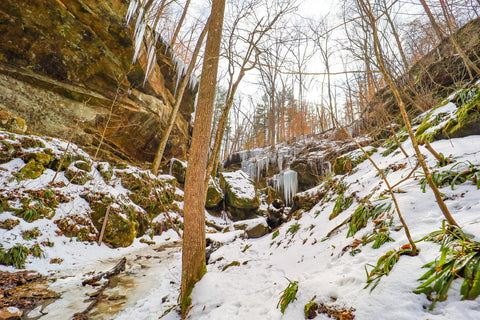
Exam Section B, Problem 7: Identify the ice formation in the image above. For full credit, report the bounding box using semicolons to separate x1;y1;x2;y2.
272;170;298;206
125;0;199;91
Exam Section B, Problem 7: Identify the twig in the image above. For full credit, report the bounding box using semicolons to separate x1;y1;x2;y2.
391;162;420;189
98;204;111;246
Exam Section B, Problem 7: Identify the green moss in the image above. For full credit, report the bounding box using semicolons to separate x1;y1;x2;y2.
222;260;240;271
180;262;207;315
304;301;319;319
74;160;92;172
65;167;90;185
18;159;46;179
97;162;113;182
416;87;480;142
27;152;51;165
205;179;223;209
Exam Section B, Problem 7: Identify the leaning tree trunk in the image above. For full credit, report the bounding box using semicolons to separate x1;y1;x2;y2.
359;0;458;227
151;19;208;174
180;0;226;315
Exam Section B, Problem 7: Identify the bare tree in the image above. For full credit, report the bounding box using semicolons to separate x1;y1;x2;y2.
151;20;208;174
180;0;226;314
204;0;298;185
358;0;458;227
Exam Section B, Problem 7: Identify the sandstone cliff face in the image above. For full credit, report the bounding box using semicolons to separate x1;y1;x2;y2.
0;0;195;164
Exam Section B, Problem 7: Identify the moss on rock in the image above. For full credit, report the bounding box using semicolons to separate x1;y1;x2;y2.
83;194;138;248
19;159;46;179
65;166;91;185
206;178;223;209
118;171;176;217
97;162;113;182
416;86;480;142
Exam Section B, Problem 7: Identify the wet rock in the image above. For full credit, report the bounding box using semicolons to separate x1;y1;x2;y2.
267;199;285;229
220;170;260;221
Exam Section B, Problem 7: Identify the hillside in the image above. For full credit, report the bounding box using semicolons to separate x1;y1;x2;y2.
1;80;480;319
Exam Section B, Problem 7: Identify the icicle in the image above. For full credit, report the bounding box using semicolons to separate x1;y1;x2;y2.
132;21;146;64
283;170;298;206
143;32;159;85
271;170;298;206
125;0;139;24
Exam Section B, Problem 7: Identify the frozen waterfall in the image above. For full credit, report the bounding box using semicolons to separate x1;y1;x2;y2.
272;170;298;206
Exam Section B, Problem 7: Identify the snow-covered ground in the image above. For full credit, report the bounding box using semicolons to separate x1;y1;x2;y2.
2;99;480;319
178;134;480;320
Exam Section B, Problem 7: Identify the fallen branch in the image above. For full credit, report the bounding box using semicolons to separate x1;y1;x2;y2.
325;219;350;238
82;257;126;286
73;258;127;319
391;162;420;190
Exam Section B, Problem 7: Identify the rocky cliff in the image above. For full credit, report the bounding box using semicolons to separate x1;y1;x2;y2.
0;0;196;164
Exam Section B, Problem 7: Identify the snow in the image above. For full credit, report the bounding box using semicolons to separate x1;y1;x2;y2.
3;113;480;319
221;170;257;200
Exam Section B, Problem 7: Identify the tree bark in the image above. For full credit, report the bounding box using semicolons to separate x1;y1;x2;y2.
180;0;225;315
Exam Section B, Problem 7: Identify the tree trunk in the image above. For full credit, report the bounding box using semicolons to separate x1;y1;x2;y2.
151;19;208;174
359;0;458;227
170;0;191;48
180;0;225;315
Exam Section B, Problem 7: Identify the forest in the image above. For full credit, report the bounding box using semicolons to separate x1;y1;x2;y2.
0;0;480;319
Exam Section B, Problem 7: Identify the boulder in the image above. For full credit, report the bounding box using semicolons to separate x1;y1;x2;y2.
19;159;46;179
65;161;92;185
118;171;176;218
267;199;285;229
220;170;260;221
228;217;269;239
82;194;139;248
165;158;187;184
291;187;327;214
206;178;223;209
97;162;113;182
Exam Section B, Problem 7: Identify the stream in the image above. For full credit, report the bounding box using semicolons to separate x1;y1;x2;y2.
25;242;182;320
